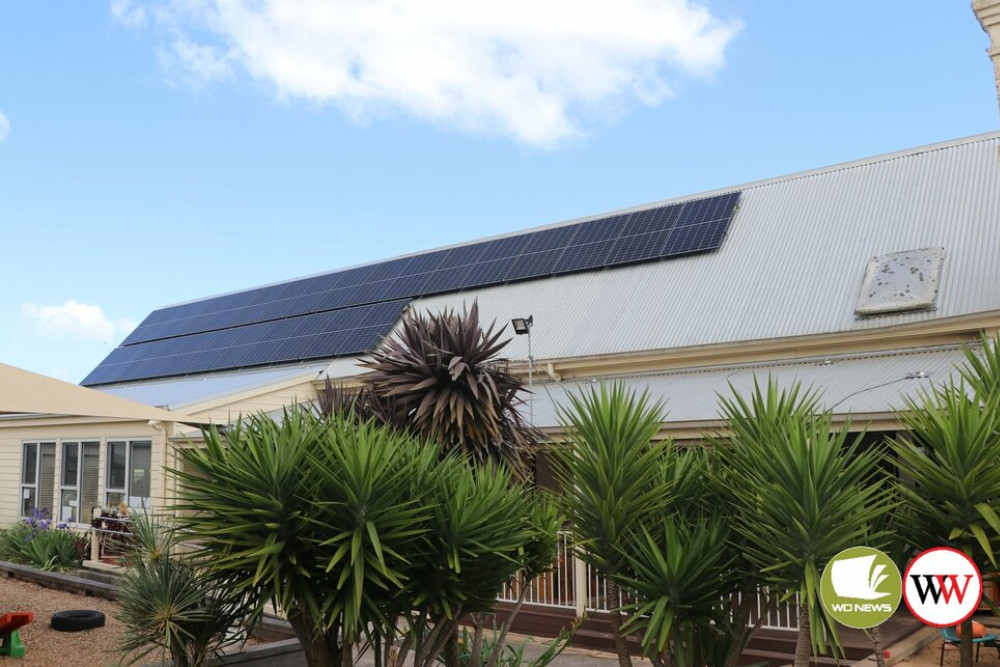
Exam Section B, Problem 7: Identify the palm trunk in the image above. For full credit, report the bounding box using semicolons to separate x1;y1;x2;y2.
487;574;531;667
725;591;767;667
469;613;485;667
871;624;885;667
793;606;811;667
606;579;634;667
960;617;974;667
286;606;339;667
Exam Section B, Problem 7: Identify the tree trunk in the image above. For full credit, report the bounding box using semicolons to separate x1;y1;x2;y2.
872;625;885;667
960;617;974;667
793;606;811;667
487;575;531;667
469;614;485;667
724;591;762;667
606;579;634;667
286;607;339;667
871;624;885;667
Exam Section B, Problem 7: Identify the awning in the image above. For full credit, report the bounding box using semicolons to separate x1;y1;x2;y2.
526;345;970;428
0;362;197;422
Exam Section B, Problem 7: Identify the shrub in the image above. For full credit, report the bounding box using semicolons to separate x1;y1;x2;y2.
0;509;87;571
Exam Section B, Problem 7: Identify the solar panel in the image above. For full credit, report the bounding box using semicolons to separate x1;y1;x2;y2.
523;226;579;253
552;242;612;273
419;266;474;295
506;249;566;282
437;244;487;269
80;300;410;385
85;192;740;386
663;218;731;256
675;191;740;227
606;230;674;266
621;205;681;236
463;258;515;286
572;214;629;244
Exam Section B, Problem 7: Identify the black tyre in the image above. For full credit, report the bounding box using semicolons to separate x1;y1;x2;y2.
50;609;106;632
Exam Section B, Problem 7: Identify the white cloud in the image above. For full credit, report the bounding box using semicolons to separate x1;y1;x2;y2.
0;110;9;142
114;0;742;148
110;0;148;28
22;300;133;343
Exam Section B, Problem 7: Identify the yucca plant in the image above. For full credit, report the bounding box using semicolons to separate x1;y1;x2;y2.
393;459;557;667
893;379;1000;667
116;511;255;667
958;334;1000;399
715;378;892;667
552;383;673;667
362;302;538;474
173;407;555;667
173;408;435;667
618;516;738;667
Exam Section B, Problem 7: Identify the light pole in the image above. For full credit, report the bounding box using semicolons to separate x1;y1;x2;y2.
511;315;534;425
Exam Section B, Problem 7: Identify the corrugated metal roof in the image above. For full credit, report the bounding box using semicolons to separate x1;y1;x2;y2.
99;363;327;410
527;345;971;428
407;132;1000;361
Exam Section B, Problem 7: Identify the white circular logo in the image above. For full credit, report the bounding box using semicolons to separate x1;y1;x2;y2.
903;547;982;627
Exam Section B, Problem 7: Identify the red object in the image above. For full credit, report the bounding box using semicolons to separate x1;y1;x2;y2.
956;621;987;638
884;650;891;658
0;612;33;634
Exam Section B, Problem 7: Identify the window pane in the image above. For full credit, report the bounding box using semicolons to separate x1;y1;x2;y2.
60;489;78;523
39;444;56;517
22;444;37;485
108;441;127;490
129;442;152;504
62;442;79;487
106;491;125;508
81;443;100;521
20;487;35;517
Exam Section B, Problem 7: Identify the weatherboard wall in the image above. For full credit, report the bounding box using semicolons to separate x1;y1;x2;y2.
0;419;164;529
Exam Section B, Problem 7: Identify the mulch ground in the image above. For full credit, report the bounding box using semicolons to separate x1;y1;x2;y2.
0;576;168;666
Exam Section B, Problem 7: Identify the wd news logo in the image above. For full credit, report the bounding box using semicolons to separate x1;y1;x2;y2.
820;547;901;629
902;547;983;627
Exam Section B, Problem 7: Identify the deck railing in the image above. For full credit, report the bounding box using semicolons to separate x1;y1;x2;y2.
497;531;800;631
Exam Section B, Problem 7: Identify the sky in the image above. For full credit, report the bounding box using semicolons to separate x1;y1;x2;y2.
1;1;998;383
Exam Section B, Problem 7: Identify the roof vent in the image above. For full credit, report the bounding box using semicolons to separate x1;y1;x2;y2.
855;248;944;316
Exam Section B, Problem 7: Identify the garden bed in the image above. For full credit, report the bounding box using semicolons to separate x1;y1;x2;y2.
0;575;155;666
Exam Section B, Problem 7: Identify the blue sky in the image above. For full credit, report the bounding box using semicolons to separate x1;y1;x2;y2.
1;1;997;383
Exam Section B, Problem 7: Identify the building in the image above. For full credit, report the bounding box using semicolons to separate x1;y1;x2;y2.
2;130;999;543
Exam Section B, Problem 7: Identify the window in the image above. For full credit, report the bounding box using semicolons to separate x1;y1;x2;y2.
106;440;152;509
60;441;100;523
21;442;55;517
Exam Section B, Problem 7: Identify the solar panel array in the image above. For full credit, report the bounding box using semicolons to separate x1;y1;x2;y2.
82;191;740;386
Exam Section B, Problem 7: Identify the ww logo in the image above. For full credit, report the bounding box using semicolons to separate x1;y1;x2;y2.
908;575;975;605
903;548;982;627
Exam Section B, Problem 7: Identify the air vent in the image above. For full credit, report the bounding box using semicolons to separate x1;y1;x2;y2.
855;248;944;316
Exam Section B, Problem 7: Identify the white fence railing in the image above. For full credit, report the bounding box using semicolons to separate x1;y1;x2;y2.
497;531;800;631
86;523;800;632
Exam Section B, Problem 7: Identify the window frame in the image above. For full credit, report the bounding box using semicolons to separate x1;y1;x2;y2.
59;440;100;524
20;441;56;518
105;439;153;510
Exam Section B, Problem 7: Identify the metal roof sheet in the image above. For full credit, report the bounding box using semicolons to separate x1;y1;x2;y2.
99;363;327;411
407;132;1000;362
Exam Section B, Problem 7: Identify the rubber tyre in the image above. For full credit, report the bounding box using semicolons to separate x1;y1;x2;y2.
50;609;106;632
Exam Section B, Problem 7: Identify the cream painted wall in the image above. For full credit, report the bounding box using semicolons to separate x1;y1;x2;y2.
0;378;320;528
174;379;320;438
0;418;162;529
